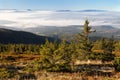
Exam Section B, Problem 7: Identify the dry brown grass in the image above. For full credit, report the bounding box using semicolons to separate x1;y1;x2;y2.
0;53;120;80
34;72;120;80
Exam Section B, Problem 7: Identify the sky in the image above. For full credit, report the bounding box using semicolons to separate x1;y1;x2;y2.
0;0;120;11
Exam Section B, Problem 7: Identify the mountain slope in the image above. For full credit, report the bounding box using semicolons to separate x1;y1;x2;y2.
25;25;120;39
0;28;55;44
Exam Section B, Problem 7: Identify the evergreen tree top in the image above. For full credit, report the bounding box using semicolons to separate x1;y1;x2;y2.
84;19;89;25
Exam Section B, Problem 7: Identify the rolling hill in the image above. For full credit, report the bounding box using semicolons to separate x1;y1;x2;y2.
25;25;120;39
0;28;55;44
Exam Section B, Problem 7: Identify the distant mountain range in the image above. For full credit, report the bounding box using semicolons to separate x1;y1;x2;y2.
0;9;107;12
24;25;120;39
0;25;119;44
56;9;107;12
79;10;107;12
0;28;56;44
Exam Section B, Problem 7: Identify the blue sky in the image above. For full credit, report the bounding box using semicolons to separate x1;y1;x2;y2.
0;0;120;11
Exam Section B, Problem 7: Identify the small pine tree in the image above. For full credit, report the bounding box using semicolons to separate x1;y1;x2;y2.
92;38;115;61
40;39;71;71
84;19;90;37
74;19;94;60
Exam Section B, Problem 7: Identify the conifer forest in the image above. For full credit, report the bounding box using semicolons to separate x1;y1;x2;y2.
0;20;120;80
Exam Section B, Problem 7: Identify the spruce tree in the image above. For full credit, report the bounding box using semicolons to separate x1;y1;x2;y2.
92;38;115;61
40;39;71;71
75;19;94;60
102;38;115;62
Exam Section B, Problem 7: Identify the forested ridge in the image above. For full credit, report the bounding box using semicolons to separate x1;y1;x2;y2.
0;28;55;44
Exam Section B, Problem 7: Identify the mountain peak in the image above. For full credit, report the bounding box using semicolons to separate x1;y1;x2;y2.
56;10;71;12
79;9;107;12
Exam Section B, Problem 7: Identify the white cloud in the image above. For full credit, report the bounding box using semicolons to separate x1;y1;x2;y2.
0;10;120;28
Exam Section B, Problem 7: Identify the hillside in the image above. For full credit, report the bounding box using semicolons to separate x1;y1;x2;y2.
25;25;120;39
0;28;55;44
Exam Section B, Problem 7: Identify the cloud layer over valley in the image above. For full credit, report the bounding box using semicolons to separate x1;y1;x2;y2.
0;10;120;28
